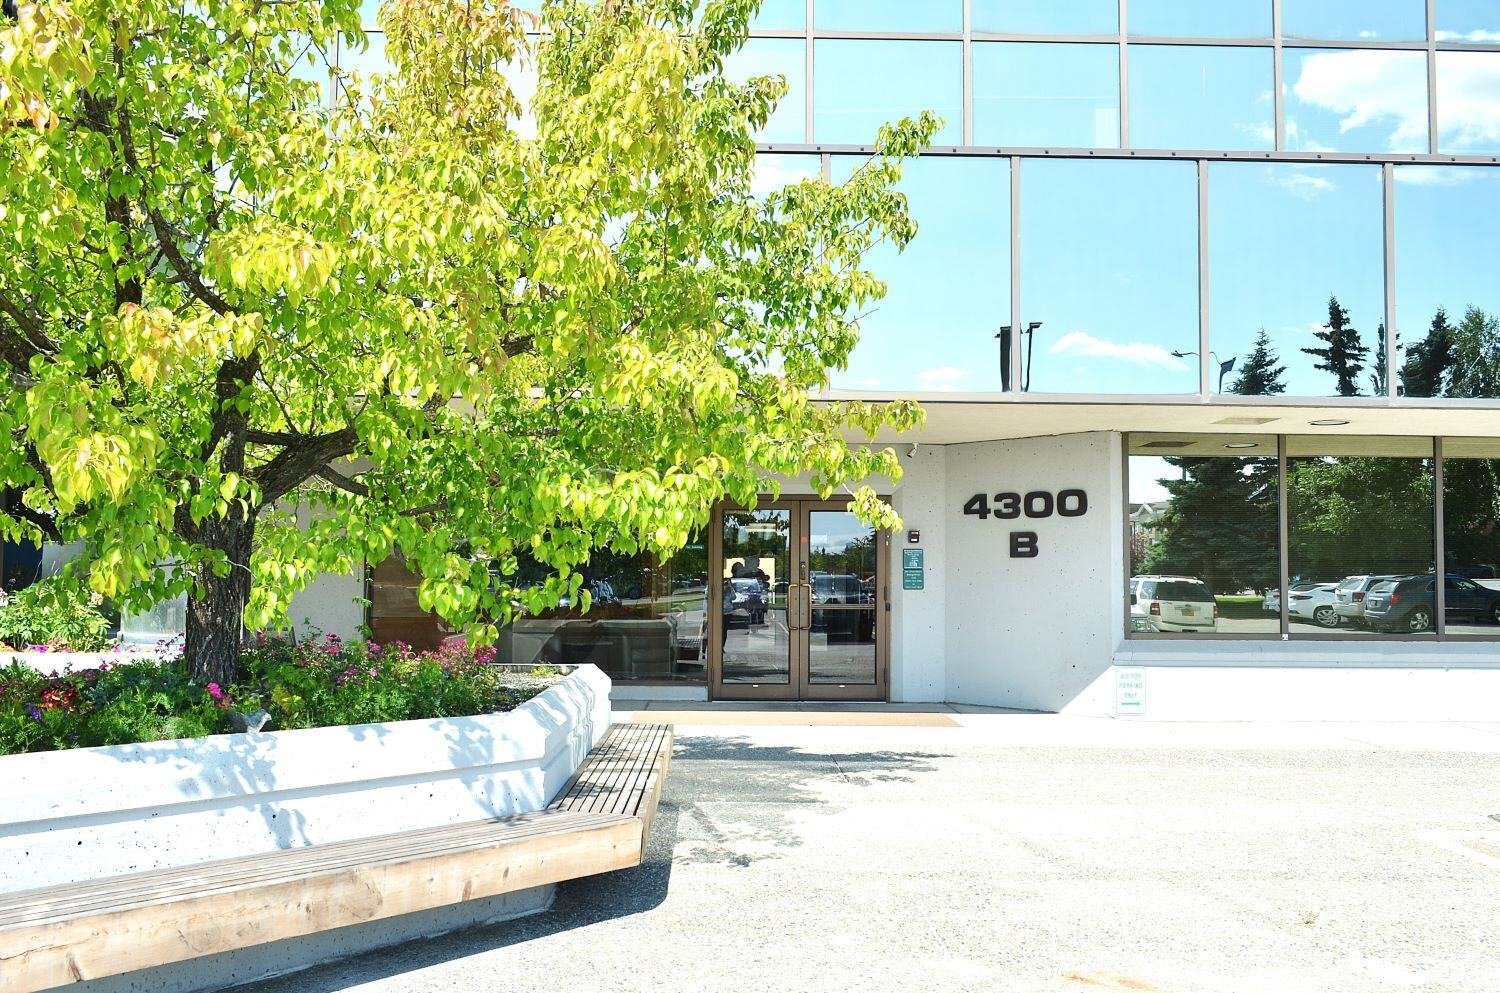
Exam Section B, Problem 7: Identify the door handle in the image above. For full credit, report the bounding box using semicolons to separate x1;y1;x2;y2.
796;582;813;631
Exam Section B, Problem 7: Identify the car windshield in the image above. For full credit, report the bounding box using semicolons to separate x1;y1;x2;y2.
1155;581;1213;602
1369;581;1399;594
1336;578;1363;590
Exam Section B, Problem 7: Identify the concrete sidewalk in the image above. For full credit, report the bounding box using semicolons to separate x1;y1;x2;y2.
234;712;1500;993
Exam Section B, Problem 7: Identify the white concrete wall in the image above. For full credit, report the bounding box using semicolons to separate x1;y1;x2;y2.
889;445;947;702
940;432;1124;712
0;664;613;892
283;500;367;641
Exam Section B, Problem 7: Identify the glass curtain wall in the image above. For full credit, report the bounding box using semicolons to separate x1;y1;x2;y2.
1126;433;1500;641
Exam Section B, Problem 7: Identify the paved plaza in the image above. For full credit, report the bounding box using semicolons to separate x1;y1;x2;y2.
236;707;1500;993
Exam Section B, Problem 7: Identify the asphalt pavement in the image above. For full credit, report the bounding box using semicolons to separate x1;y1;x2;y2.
232;710;1500;993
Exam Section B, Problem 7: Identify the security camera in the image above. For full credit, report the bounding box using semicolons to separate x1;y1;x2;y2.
904;443;919;460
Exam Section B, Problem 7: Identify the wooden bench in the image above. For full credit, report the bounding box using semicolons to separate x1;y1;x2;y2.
0;723;673;993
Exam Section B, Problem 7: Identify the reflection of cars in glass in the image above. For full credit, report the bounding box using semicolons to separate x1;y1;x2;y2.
812;574;867;604
1287;583;1340;627
1362;577;1435;633
1263;581;1329;614
727;577;766;626
1332;575;1402;626
1130;576;1218;633
1365;575;1500;632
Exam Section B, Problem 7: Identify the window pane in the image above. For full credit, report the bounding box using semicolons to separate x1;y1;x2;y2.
752;0;805;31
724;38;806;143
1441;440;1500;637
1286;438;1435;638
814;0;961;32
1436;0;1500;43
971;0;1117;35
1282;0;1427;41
1128;435;1281;636
1128;45;1274;150
721;511;791;684
972;43;1120;147
1394;166;1500;399
1020;159;1198;394
830;157;1009;393
1437;52;1500;154
1285;49;1430;153
814;41;962;144
1128;0;1271;38
752;152;821;199
1210;163;1386;399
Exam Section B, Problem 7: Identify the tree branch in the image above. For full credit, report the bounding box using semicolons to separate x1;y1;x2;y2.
314;464;368;496
253;425;359;507
0;289;56;370
147;208;233;315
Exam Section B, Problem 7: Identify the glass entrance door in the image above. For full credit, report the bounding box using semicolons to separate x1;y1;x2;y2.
712;499;888;701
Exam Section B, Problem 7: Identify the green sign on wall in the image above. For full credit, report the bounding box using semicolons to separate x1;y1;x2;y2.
903;568;925;590
902;548;924;571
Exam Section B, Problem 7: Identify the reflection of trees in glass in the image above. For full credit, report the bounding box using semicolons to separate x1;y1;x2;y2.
1229;329;1286;396
1444;459;1500;573
1287;457;1433;581
1449;307;1500;399
809;530;876;579
1400;307;1455;399
1302;295;1368;397
1140;458;1278;594
1369;322;1390;396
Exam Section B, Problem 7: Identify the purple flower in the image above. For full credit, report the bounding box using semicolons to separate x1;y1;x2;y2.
26;704;42;723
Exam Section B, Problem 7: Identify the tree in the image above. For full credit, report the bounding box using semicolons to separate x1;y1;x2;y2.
1368;322;1391;396
0;0;935;683
1400;307;1455;399
1229;329;1286;397
1448;306;1500;399
1301;295;1368;397
1140;457;1278;595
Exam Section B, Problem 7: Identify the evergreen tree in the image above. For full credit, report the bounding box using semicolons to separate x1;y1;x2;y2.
1302;295;1368;397
1141;457;1279;595
1400;308;1455;398
1229;329;1287;396
1369;322;1389;396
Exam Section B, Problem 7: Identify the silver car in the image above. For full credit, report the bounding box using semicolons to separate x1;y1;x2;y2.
1332;575;1404;625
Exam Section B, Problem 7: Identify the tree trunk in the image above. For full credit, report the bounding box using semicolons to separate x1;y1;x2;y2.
185;512;254;686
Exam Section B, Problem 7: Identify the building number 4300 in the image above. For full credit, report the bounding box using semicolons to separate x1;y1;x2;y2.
961;489;1088;559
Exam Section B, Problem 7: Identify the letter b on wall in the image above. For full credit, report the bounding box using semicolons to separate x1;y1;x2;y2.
1010;531;1039;558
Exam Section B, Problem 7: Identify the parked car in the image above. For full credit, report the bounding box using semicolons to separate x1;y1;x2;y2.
812;573;869;605
1287;583;1340;627
1332;574;1404;626
1444;575;1500;625
725;577;766;627
1362;577;1436;633
1263;581;1329;614
1131;576;1218;633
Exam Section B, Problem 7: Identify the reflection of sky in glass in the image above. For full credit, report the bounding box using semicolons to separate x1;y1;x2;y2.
814;41;962;145
752;0;805;31
1021;159;1198;395
1395;166;1500;375
1285;49;1429;153
752;153;820;200
1129;457;1174;504
829;157;1008;394
1282;0;1427;41
1436;0;1500;42
1210;164;1384;398
1127;0;1271;37
724;39;806;143
1438;52;1500;154
1129;45;1274;150
815;0;961;32
971;0;1117;35
972;43;1119;147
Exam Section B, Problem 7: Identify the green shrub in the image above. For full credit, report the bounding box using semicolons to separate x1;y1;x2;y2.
0;580;112;652
0;636;557;756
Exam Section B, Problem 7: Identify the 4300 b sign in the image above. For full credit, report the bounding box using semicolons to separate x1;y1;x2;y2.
960;488;1088;558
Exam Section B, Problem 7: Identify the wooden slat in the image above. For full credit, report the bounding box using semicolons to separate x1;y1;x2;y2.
0;723;675;993
1;814;642;993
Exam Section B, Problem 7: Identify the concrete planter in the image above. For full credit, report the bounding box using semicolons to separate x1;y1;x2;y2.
0;663;612;893
1;646;169;675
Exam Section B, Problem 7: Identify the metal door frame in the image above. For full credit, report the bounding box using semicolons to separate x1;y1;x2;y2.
709;497;890;702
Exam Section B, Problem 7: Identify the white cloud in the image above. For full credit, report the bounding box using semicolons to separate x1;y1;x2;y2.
915;366;969;391
1271;170;1335;200
1048;332;1189;371
1436;29;1500;43
1436;52;1500;151
1393;164;1475;187
751;160;819;198
1291;49;1429;151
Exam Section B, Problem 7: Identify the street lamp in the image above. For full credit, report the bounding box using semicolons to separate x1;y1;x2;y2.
1172;349;1237;393
996;322;1043;392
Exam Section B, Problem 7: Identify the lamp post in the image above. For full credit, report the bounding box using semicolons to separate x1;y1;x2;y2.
1172;349;1237;393
996;322;1043;392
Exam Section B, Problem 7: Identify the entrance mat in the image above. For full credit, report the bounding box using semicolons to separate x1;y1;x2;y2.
616;709;960;728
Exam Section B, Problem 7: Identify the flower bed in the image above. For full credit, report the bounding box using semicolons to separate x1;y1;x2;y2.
1;634;559;756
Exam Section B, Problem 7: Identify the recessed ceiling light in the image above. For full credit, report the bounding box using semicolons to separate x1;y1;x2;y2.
1225;442;1259;449
1309;419;1350;426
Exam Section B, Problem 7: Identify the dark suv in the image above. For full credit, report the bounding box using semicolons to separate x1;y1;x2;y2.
1363;576;1500;632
